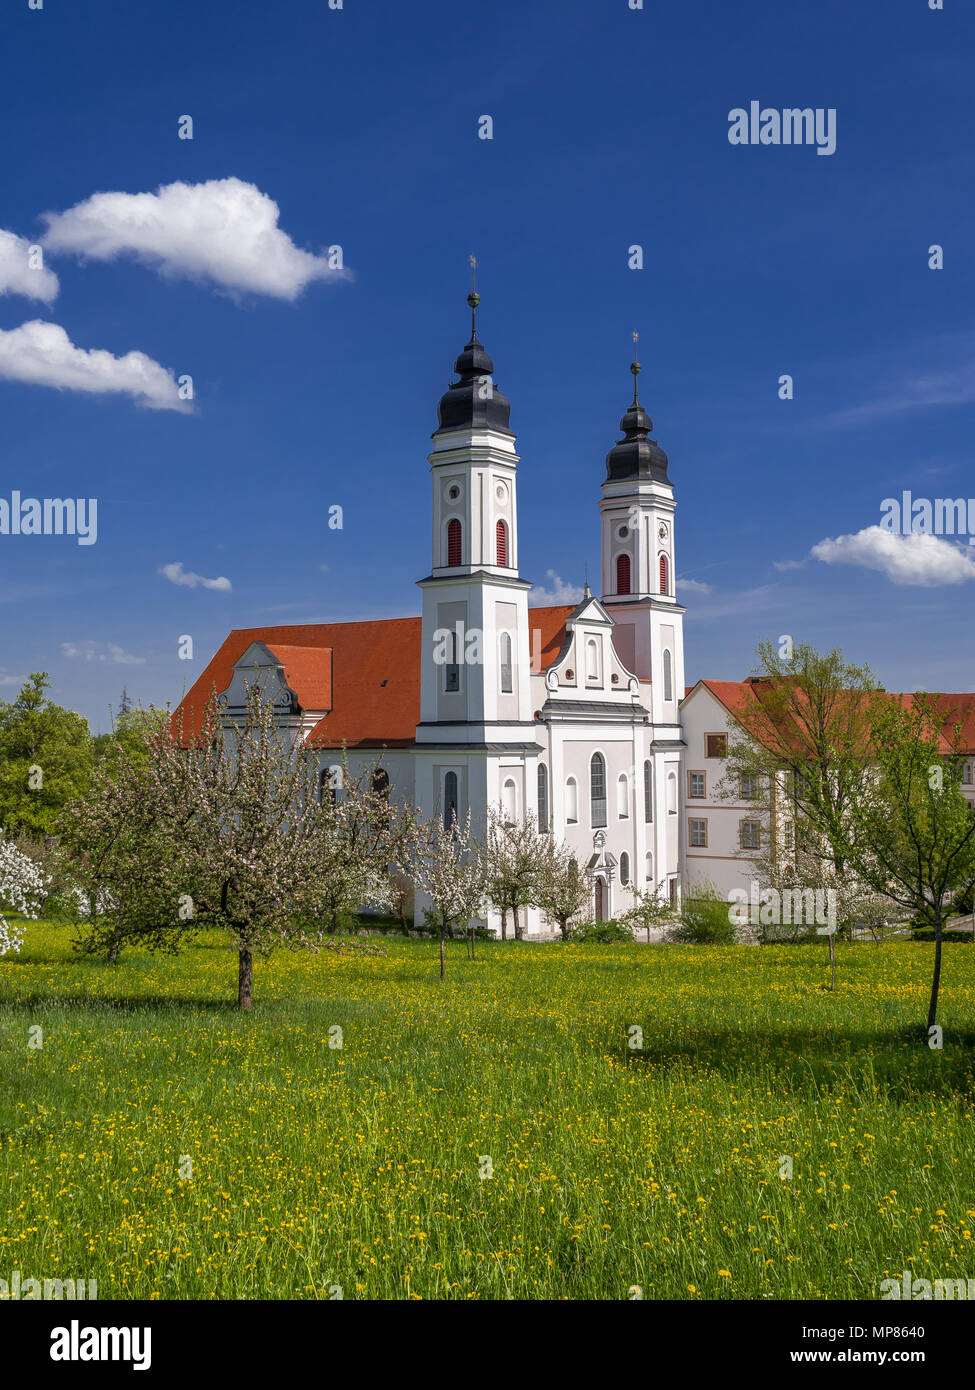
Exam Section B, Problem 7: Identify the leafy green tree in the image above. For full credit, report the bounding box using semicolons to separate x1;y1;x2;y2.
837;693;975;1033
92;706;169;772
0;673;93;834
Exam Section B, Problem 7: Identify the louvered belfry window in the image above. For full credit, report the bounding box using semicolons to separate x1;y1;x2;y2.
616;553;631;594
496;520;508;567
659;554;669;595
447;518;462;567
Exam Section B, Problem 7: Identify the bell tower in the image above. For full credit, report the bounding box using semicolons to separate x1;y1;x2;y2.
600;335;685;730
414;270;539;837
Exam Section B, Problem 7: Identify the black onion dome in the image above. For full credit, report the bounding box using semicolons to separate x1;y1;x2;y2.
435;332;514;436
605;392;670;482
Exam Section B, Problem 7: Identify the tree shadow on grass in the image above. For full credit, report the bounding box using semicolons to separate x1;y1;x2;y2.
622;1023;975;1103
0;995;244;1015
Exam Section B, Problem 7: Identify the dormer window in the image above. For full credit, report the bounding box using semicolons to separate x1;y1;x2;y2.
586;637;601;683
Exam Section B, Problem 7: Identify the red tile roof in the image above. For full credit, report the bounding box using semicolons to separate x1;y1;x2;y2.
175;605;577;750
685;679;975;754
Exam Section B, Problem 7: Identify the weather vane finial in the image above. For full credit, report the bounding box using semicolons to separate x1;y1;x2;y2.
630;330;641;402
467;254;480;338
583;561;591;599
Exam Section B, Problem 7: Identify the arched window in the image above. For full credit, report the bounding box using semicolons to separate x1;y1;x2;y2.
537;763;549;833
659;553;669;595
620;852;630;886
644;760;653;822
616;553;631;595
590;752;607;828
663;648;673;702
566;776;578;824
371;767;390;800
496;519;508;567
645;852;653;883
499;632;513;694
447;518;462;567
502;777;517;823
617;772;629;819
586;637;600;682
443;771;458;830
667;770;677;815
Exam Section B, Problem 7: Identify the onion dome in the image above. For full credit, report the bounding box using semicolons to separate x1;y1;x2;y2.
605;346;670;482
434;287;514;436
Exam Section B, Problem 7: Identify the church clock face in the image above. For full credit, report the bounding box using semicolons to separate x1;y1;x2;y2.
657;522;669;542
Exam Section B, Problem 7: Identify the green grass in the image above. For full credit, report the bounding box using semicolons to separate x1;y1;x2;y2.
1;923;974;1300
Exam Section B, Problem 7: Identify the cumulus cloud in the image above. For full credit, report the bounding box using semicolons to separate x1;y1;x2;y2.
529;571;584;605
811;525;975;587
0;230;59;302
42;178;346;300
0;320;187;410
60;641;145;665
160;561;232;592
677;578;713;596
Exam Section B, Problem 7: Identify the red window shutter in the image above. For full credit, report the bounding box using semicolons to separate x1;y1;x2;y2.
616;553;631;594
447;518;462;566
659;554;668;595
496;520;507;567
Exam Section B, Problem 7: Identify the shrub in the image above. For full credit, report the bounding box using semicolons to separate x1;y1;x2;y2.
566;919;634;944
671;886;740;944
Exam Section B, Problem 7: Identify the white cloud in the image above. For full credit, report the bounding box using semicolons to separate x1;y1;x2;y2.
0;230;59;302
772;558;807;572
811;525;975;587
529;570;584;605
42;178;346;301
60;641;145;665
0;668;24;686
678;578;713;595
0;320;187;411
160;561;232;592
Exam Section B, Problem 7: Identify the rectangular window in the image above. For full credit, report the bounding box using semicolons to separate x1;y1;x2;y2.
740;820;761;851
688;771;706;799
783;821;794;850
964;762;974;786
705;734;727;759
740;772;759;799
689;818;708;848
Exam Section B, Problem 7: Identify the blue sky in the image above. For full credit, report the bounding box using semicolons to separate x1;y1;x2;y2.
0;0;973;732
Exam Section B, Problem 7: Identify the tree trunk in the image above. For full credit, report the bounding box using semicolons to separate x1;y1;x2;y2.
238;947;253;1010
439;930;446;980
828;930;836;991
469;924;476;960
107;923;122;965
927;912;943;1033
514;905;523;941
500;908;508;941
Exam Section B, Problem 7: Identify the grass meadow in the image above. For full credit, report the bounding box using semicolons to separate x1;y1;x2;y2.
1;924;974;1300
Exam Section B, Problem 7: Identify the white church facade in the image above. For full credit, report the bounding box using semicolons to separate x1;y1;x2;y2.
176;296;975;936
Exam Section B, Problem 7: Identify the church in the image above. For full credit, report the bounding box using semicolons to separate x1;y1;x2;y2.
176;292;975;936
